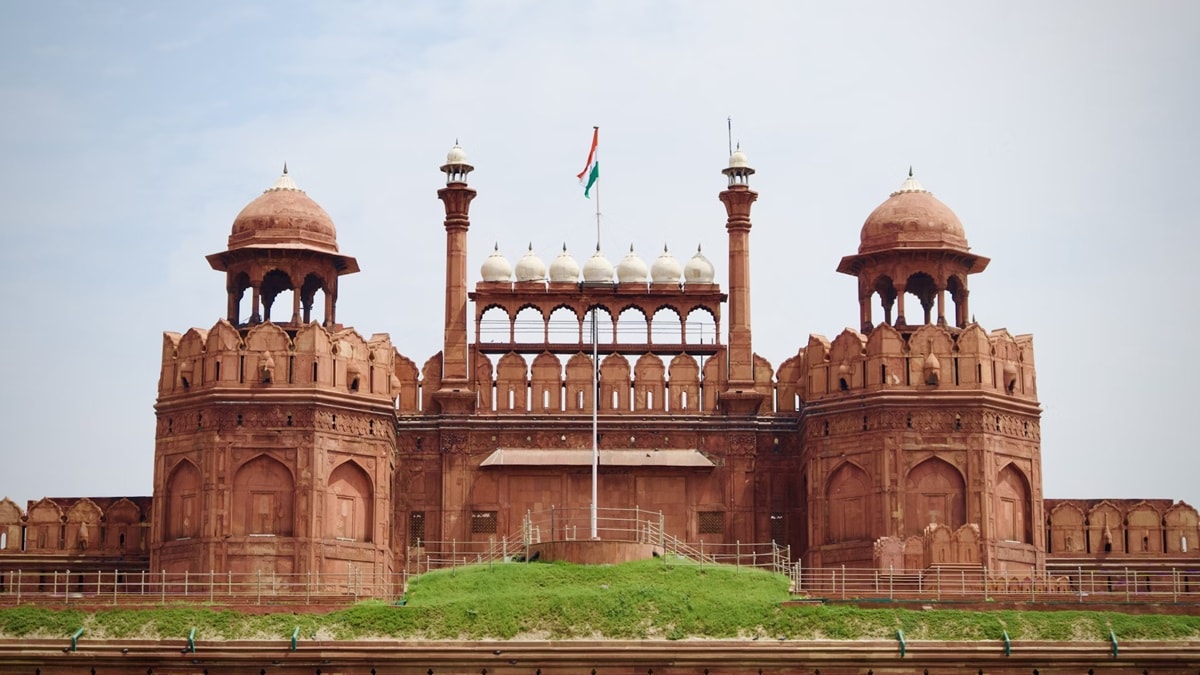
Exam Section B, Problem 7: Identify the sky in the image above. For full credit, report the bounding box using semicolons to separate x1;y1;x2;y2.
1;2;1198;511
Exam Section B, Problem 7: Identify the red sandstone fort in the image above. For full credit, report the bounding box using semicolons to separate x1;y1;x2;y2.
1;144;1195;596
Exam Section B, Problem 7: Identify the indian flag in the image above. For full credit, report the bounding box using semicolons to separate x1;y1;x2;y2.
576;126;599;198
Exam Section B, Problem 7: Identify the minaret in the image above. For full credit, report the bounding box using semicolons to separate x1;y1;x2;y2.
718;146;764;415
434;142;477;414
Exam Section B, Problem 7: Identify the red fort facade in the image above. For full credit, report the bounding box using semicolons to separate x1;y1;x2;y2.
1;146;1196;591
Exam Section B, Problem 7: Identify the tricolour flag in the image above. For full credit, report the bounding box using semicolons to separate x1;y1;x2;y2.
576;126;599;198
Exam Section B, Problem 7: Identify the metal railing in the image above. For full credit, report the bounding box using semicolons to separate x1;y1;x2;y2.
406;506;801;590
795;563;1200;603
0;567;404;607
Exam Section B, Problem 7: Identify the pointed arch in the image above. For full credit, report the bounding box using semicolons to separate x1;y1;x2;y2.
232;455;294;537
1047;502;1086;554
327;461;373;543
104;498;142;552
633;353;665;412
826;461;872;544
65;499;103;552
1126;502;1163;554
995;463;1032;544
904;457;965;536
166;459;201;540
1164;502;1199;554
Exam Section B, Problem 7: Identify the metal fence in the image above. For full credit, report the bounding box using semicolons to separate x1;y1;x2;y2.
797;563;1200;603
0;567;404;607
408;506;800;589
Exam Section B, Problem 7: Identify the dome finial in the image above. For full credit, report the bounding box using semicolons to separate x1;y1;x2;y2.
283;162;289;175
892;169;928;196
562;242;567;252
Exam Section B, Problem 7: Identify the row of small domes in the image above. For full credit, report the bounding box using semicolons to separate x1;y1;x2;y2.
482;244;716;285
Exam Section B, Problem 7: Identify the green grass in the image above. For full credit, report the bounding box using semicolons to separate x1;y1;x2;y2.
1;558;1199;641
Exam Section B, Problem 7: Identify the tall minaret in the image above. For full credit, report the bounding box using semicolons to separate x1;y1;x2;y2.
434;142;477;414
718;146;764;415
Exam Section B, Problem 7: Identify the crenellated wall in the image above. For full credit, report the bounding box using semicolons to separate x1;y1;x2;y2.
0;496;151;557
794;321;1043;576
151;320;397;590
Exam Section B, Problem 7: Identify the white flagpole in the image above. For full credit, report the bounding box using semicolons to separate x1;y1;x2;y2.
591;126;600;541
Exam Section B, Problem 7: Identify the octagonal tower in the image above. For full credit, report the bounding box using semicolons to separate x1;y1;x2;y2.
151;168;396;593
800;172;1044;578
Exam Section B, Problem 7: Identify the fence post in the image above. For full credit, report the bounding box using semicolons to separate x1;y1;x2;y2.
210;570;214;604
874;569;879;593
700;540;704;567
113;570;118;606
141;569;145;596
1078;565;1084;603
15;569;20;604
184;570;189;597
306;571;311;604
889;565;894;600
228;570;233;598
1174;568;1179;603
97;570;102;596
736;541;741;572
659;511;665;552
256;570;262;606
1126;567;1131;603
161;570;166;605
841;565;846;600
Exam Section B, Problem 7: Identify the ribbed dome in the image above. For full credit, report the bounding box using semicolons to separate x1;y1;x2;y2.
650;245;682;284
683;245;715;284
480;243;512;282
228;167;339;253
859;172;967;254
549;244;580;283
616;245;649;283
514;244;546;282
582;246;614;283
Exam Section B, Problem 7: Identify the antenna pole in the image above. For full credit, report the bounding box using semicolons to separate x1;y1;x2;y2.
727;117;733;156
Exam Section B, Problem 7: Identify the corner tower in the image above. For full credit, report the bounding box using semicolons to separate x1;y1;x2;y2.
801;172;1043;578
151;168;396;592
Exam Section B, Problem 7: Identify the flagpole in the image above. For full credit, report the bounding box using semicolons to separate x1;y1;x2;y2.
590;125;600;541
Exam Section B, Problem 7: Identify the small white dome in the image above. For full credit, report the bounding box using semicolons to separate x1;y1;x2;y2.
650;245;682;284
616;245;649;283
446;143;469;165
728;148;751;170
514;244;546;282
480;243;512;282
582;246;614;283
683;245;715;284
549;244;580;283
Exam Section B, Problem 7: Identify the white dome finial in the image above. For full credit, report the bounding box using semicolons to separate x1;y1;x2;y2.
684;244;716;284
480;242;512;282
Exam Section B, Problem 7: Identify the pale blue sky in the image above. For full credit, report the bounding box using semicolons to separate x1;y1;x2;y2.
1;2;1197;508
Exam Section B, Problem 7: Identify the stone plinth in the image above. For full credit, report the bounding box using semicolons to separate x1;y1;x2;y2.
528;540;657;565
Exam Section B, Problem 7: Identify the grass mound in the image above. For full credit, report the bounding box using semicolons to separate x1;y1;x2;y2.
1;558;1198;642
